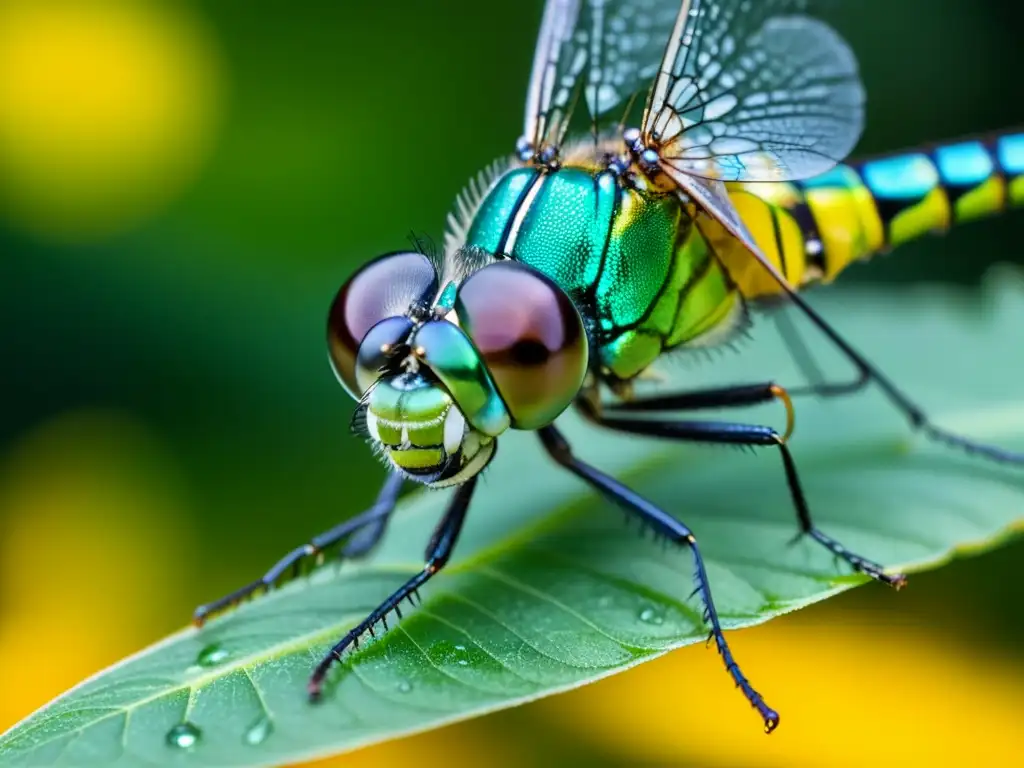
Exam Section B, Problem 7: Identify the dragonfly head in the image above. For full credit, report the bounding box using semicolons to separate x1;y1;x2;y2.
356;368;496;487
327;251;589;487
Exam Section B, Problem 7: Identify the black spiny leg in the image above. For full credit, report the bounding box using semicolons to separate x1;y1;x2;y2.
772;308;869;400
193;473;405;626
308;475;478;700
584;392;907;589
539;426;779;733
777;287;1024;464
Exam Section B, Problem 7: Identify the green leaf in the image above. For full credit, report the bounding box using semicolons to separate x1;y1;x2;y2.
3;273;1023;767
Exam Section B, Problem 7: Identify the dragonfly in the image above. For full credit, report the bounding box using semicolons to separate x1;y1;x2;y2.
194;0;1024;733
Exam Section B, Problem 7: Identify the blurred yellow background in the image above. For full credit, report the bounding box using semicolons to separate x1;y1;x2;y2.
1;1;1022;766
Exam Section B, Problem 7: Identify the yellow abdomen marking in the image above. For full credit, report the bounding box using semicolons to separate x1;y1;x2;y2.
711;189;808;299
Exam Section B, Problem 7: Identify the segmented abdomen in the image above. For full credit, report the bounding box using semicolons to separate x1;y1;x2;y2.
722;130;1024;298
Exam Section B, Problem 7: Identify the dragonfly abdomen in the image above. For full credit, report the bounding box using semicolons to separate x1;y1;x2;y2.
850;130;1024;245
722;130;1024;299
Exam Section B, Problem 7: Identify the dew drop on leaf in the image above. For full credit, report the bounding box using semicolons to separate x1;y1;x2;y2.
196;643;230;667
397;680;413;693
432;640;472;667
638;607;664;625
243;716;273;746
166;722;201;750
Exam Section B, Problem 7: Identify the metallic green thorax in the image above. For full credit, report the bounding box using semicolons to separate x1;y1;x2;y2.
463;165;740;381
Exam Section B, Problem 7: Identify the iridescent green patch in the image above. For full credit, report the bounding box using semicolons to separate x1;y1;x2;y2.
668;258;735;347
644;228;708;337
602;330;662;380
512;169;617;295
466;168;539;253
597;189;680;331
409;320;510;437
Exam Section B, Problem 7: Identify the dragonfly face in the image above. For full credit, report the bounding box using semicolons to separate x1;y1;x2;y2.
327;252;588;487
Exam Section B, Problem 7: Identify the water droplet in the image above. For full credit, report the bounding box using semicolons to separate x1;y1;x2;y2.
243;716;272;746
597;596;612;608
166;722;201;750
196;643;230;667
639;607;664;625
432;640;473;668
397;680;413;693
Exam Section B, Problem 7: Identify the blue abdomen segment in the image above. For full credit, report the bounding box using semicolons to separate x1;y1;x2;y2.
850;130;1024;246
935;141;994;187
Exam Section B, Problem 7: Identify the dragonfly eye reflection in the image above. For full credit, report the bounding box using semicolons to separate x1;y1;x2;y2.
455;261;587;430
327;250;438;398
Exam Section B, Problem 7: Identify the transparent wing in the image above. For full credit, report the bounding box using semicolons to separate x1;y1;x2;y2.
643;0;864;182
676;174;768;259
676;171;803;294
522;0;682;156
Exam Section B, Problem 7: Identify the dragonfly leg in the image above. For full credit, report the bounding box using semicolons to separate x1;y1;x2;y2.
538;425;779;734
192;472;405;627
604;381;797;441
579;395;907;589
308;476;477;700
771;308;869;399
777;288;1024;464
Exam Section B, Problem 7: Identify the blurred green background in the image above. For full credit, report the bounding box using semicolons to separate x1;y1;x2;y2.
1;1;1022;766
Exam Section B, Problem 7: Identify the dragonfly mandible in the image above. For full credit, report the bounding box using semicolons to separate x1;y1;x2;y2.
194;0;1024;733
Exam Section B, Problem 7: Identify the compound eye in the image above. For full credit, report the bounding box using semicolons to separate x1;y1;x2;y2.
456;262;588;429
327;251;437;397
